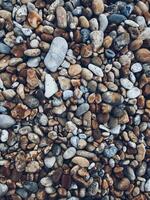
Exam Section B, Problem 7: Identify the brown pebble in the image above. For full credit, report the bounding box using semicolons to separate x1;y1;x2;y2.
28;10;42;28
115;178;130;191
11;103;31;119
81;44;93;58
68;64;82;76
52;168;63;184
92;0;104;15
136;48;150;63
129;38;143;51
61;174;72;189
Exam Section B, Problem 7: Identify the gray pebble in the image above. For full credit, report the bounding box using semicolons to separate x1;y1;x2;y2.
0;114;16;129
44;37;68;72
27;57;41;68
103;145;118;158
0;42;10;54
76;103;89;117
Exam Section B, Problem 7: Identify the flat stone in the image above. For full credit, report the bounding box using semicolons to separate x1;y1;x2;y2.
99;14;108;32
72;156;90;167
108;14;127;24
44;37;68;72
127;87;141;98
56;6;67;28
0;114;16;129
44;156;56;168
44;74;58;98
88;64;103;77
120;78;133;89
76;103;89;117
63;147;76;159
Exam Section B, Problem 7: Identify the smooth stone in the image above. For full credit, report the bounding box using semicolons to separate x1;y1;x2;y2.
26;161;40;173
23;181;38;193
136;16;146;29
125;20;139;28
120;78;133;89
1;130;9;142
111;125;121;135
44;37;68;72
39;114;48;126
1;0;13;11
88;64;103;77
27;57;41;67
0;114;16;129
44;74;58;98
99;14;108;32
127;87;141;98
108;14;127;24
125;167;136;181
103;145;118;158
44;156;56;168
0;183;8;197
63;147;76;159
72;156;89;167
76;103;89;117
70;136;79;148
63;90;73;100
131;63;142;73
56;6;67;28
0;42;10;54
145;179;150;192
40;177;52;187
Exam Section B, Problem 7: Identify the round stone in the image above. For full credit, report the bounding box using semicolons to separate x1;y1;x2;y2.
63;147;76;159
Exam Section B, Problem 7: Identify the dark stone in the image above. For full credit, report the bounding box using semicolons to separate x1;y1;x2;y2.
52;168;63;184
2;0;13;11
16;188;28;199
61;174;72;189
112;105;125;118
23;181;38;193
108;14;127;24
114;32;130;51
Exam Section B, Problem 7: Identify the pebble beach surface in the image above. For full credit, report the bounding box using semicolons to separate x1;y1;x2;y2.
0;0;150;199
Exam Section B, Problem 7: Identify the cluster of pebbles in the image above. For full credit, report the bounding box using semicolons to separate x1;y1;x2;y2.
0;0;150;199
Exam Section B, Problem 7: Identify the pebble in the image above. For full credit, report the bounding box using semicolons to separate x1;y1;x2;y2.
0;114;16;129
131;63;142;73
28;10;42;28
88;64;103;77
114;32;130;51
120;78;133;90
115;178;130;191
44;37;68;72
24;95;39;109
26;161;40;173
127;87;141;99
27;57;41;68
56;6;67;29
105;49;115;58
0;183;8;197
99;14;108;32
102;92;123;105
1;130;9;142
15;5;27;23
23;181;38;193
24;49;41;57
103;145;118;158
44;74;58;98
92;0;104;15
63;90;73;100
76;103;89;117
144;179;150;192
90;30;104;51
136;48;150;63
72;156;89;167
70;136;79;148
44;156;56;168
63;147;76;159
40;177;52;187
108;14;127;24
16;188;28;199
68;64;82;76
0;42;10;54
